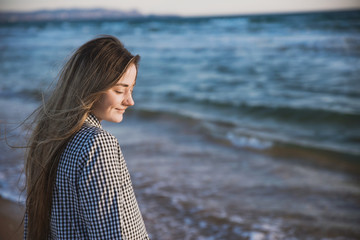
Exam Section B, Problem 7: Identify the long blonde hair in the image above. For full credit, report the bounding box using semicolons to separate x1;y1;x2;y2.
25;35;140;239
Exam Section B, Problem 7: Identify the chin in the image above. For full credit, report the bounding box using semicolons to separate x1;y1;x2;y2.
113;114;124;123
102;111;124;123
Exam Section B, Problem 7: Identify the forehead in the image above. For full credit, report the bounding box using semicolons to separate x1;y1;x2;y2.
115;64;137;87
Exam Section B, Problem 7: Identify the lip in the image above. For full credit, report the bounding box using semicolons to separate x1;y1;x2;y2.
115;108;126;112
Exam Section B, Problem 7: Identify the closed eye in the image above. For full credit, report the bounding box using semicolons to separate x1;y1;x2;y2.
115;91;124;94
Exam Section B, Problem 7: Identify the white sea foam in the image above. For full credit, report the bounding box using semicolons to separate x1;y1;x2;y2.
226;132;273;150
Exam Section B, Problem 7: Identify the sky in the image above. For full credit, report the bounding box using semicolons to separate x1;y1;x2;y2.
0;0;359;16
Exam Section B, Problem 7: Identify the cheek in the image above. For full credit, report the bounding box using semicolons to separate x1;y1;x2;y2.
102;98;115;110
95;95;112;111
105;93;122;108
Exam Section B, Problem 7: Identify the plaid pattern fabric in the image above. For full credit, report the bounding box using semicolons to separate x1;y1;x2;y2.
24;113;149;239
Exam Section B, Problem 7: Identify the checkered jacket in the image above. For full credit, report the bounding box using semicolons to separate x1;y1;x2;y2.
24;113;149;239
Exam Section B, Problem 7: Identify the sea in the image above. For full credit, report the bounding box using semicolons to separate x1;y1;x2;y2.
0;10;360;239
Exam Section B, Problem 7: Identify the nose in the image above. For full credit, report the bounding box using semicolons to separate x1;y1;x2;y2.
123;92;135;106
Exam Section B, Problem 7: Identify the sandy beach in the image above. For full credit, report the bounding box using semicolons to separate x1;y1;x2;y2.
0;196;24;240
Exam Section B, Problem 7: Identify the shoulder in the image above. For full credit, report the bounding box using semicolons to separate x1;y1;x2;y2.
77;126;123;179
80;123;118;148
68;124;121;173
58;123;121;181
64;123;120;158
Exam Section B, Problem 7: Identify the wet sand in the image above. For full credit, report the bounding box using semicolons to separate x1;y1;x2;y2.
1;111;360;239
0;197;24;240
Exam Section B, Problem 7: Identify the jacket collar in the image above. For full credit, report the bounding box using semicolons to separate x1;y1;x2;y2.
85;113;102;129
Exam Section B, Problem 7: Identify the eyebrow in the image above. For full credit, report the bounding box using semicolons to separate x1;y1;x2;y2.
115;81;136;87
116;83;129;87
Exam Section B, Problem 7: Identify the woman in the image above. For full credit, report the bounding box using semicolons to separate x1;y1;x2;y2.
24;35;150;239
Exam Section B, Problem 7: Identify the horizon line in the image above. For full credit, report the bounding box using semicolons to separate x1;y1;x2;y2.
1;6;359;18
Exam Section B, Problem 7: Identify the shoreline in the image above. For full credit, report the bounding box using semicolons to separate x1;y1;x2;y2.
130;110;360;176
129;109;360;170
263;143;360;176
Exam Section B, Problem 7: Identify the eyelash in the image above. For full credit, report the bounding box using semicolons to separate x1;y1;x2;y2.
115;89;134;94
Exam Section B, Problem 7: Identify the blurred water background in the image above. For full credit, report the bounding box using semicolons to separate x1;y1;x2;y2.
1;10;360;239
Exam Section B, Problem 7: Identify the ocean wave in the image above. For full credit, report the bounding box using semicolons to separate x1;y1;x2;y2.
226;132;273;150
129;106;360;156
160;93;360;126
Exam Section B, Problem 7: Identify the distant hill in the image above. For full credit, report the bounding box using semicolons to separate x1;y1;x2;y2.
0;8;147;22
